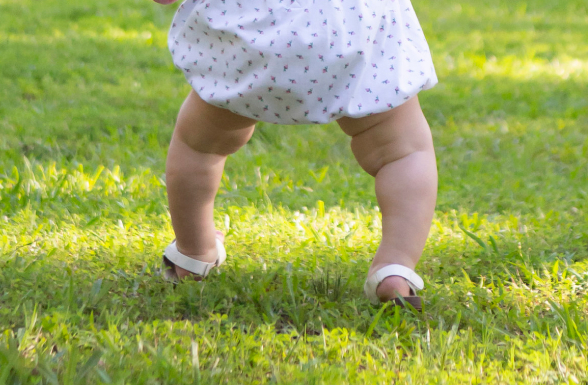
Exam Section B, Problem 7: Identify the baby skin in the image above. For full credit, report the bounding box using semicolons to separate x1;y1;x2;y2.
166;90;437;301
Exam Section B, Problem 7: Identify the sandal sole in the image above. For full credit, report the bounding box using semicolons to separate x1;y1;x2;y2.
389;296;422;312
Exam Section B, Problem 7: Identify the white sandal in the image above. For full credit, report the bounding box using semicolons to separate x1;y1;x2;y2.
364;264;425;311
162;237;226;281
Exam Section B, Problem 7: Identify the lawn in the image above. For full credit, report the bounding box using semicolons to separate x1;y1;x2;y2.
1;0;587;383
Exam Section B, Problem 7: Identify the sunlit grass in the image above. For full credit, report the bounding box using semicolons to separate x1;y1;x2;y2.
1;0;588;383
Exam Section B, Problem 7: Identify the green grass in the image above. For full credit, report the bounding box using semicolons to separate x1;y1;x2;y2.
1;0;588;383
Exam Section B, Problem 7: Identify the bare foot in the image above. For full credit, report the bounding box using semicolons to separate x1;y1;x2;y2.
174;230;225;280
367;262;414;301
375;276;411;302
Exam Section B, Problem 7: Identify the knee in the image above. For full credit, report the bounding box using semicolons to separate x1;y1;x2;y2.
338;97;434;176
176;124;255;156
173;91;257;156
207;127;255;156
350;138;405;177
349;120;433;177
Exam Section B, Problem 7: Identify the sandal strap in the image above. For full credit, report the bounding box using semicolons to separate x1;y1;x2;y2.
164;238;226;277
364;264;424;305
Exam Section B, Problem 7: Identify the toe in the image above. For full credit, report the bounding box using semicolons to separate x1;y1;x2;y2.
376;276;411;302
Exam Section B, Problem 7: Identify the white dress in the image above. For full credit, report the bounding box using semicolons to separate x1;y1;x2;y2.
169;0;437;124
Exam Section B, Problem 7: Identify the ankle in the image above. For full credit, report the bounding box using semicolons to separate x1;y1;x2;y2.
176;244;218;263
175;230;225;263
368;259;415;278
173;244;219;280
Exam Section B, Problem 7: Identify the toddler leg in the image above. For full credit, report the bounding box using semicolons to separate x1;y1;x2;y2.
337;97;437;302
166;91;256;279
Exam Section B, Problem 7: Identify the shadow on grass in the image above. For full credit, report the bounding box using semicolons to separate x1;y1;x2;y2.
3;242;587;349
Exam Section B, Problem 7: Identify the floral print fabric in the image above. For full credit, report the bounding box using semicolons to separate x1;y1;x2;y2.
169;0;438;124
